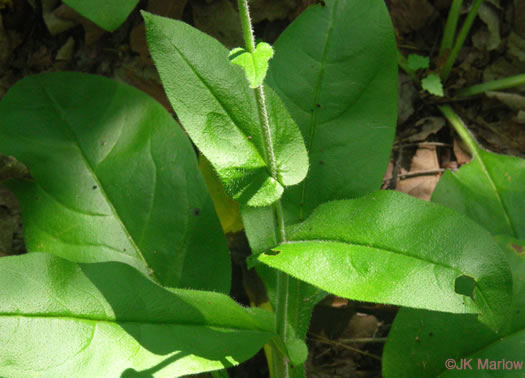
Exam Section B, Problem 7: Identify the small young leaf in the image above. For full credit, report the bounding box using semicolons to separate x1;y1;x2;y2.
229;42;274;88
0;253;275;377
383;239;525;378
422;73;444;96
407;54;430;71
258;190;513;331
0;72;231;292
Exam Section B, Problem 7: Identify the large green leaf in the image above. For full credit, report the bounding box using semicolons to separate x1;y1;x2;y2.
257;190;513;331
383;238;525;377
432;147;525;239
0;73;231;292
266;0;397;224
142;11;308;207
63;0;139;31
0;253;274;377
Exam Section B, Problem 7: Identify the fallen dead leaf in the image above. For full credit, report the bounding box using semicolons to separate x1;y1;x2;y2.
472;3;501;51
389;0;438;34
398;72;418;126
396;145;441;201
249;0;298;23
402;117;445;143
148;0;188;19
41;0;76;35
486;91;525;111
54;4;105;46
453;138;472;166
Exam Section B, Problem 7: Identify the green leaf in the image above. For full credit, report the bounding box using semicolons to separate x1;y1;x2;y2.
0;72;231;292
266;0;398;223
62;0;139;31
0;253;274;377
407;54;430;71
142;11;308;207
258;190;513;331
229;42;274;88
383;238;525;377
432;149;525;239
422;73;444;96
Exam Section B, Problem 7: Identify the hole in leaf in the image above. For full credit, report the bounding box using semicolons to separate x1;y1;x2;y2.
454;275;476;298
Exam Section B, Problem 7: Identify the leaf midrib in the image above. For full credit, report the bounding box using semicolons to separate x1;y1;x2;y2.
0;313;270;333
474;151;518;238
281;239;465;276
278;238;499;320
38;81;157;282
297;0;337;222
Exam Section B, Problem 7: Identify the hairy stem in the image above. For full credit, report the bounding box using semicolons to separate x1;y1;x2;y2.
237;0;289;376
439;0;464;56
456;74;525;97
441;0;484;81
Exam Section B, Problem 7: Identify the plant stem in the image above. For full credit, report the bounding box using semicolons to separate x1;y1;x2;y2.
439;0;464;56
237;1;290;376
456;74;525;97
441;0;484;81
237;0;256;52
438;105;480;158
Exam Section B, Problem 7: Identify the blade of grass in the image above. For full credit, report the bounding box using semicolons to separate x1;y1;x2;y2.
456;74;525;97
441;0;484;81
439;0;464;56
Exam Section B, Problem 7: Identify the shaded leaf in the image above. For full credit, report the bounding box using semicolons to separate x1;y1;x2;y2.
258;190;513;331
143;12;308;207
62;0;139;31
0;72;231;292
0;253;274;377
383;238;525;377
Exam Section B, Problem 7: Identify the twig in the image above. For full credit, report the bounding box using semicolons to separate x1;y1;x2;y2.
384;168;446;182
310;335;382;361
338;337;387;344
393;142;451;149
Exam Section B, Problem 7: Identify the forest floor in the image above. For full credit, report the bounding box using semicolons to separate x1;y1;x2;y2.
1;0;524;376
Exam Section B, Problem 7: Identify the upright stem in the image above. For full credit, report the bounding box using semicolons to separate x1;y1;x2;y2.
439;0;464;56
237;1;289;376
441;0;484;81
